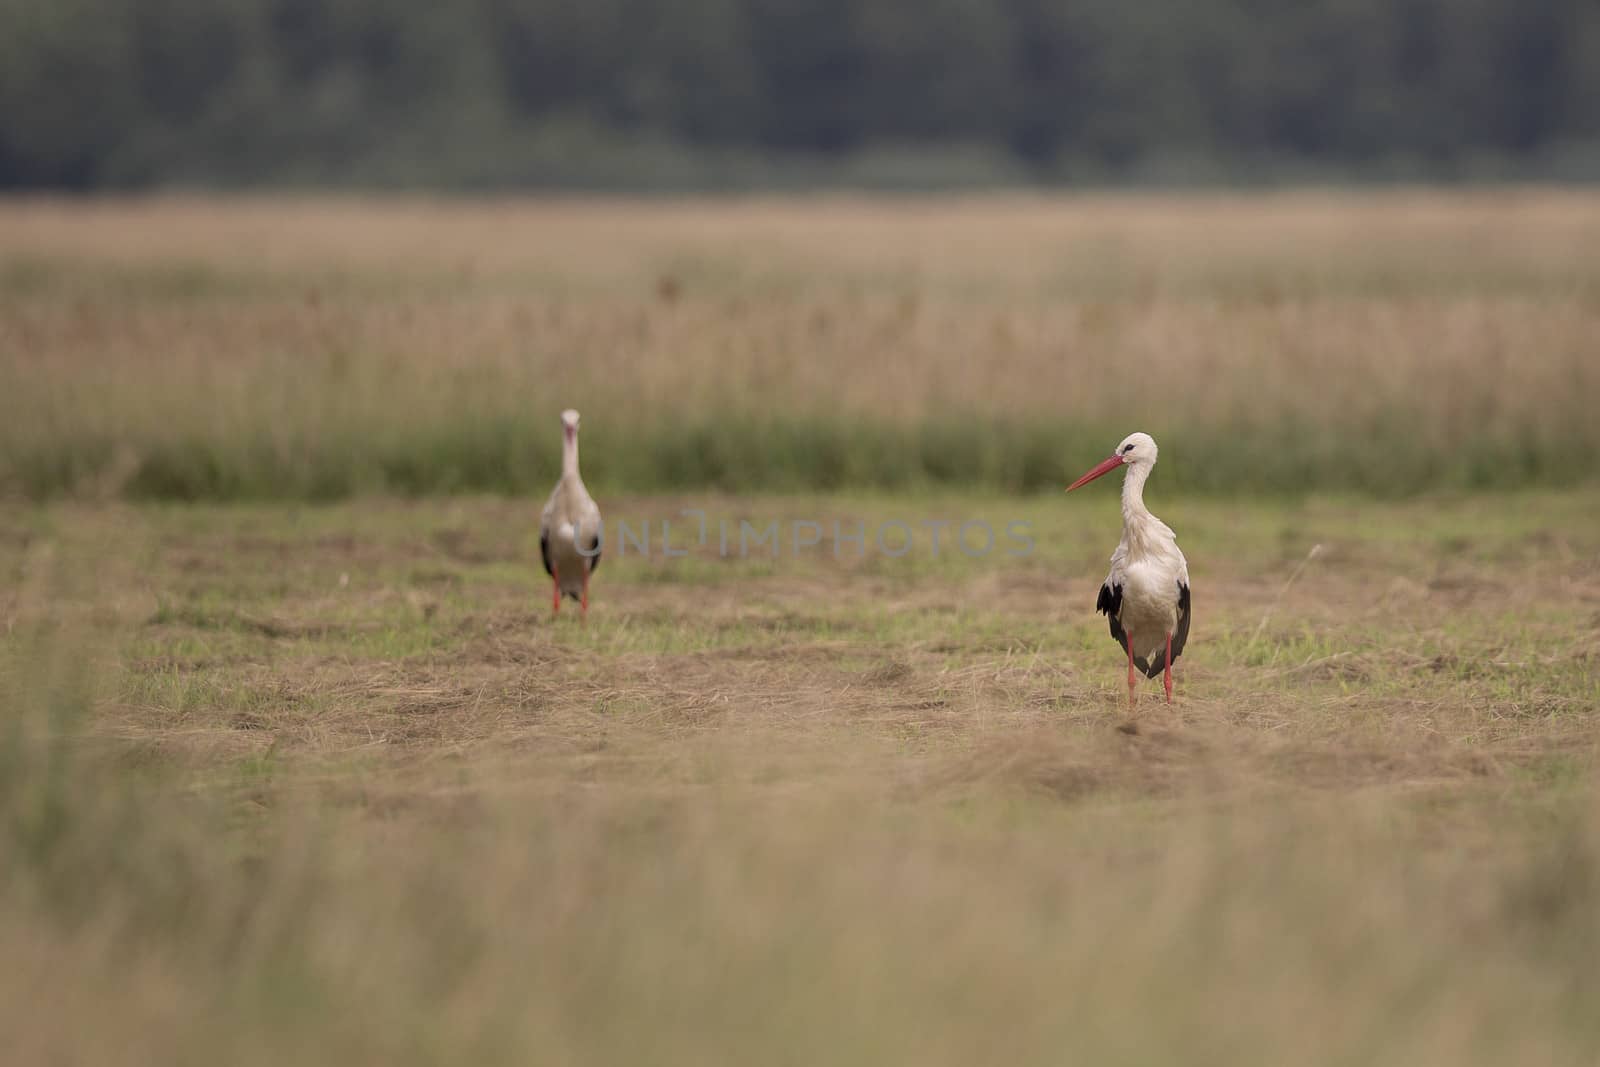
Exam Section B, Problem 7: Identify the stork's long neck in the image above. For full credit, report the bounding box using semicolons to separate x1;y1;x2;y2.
1121;462;1157;548
562;427;580;480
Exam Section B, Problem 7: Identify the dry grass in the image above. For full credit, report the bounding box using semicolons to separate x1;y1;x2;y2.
3;489;1599;1064
3;191;1599;495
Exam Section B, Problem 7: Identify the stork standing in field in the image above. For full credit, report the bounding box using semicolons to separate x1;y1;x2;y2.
540;409;602;621
1068;432;1191;709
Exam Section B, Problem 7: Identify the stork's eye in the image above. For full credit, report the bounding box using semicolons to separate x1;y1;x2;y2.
1121;444;1134;454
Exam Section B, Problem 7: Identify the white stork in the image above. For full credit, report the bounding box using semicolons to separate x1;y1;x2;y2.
540;409;602;621
1068;432;1191;708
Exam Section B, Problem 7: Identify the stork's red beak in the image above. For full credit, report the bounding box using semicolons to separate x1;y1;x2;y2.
1067;454;1125;491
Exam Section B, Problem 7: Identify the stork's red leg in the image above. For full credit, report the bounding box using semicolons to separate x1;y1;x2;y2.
1163;632;1173;704
551;566;560;616
580;566;590;624
1125;629;1137;710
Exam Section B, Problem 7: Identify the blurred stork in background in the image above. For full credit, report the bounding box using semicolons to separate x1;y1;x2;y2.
1068;432;1191;709
540;409;602;621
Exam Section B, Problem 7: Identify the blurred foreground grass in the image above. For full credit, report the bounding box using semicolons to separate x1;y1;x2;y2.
2;191;1598;499
2;489;1599;1063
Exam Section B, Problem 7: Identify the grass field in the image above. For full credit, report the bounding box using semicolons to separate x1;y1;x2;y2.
3;191;1599;497
5;488;1600;1063
3;194;1600;1064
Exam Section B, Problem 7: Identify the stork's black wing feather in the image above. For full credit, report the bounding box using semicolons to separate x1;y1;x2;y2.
1097;583;1130;660
1170;582;1191;661
540;531;553;578
584;535;601;576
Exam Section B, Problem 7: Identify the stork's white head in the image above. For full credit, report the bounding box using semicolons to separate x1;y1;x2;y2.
1116;432;1158;468
561;408;580;444
1067;431;1158;491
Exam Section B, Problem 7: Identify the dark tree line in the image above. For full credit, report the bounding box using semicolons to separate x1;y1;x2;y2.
2;0;1597;188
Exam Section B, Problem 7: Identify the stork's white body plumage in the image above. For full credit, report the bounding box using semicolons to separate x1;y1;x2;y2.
540;409;601;619
1070;432;1191;707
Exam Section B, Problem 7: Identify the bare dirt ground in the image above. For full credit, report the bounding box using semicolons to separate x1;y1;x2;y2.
11;489;1597;796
